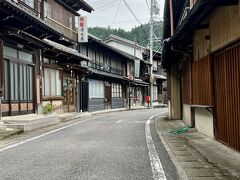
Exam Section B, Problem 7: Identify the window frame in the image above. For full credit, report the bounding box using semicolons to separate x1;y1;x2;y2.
42;67;62;97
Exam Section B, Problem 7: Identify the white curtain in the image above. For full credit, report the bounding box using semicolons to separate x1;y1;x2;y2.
89;79;104;98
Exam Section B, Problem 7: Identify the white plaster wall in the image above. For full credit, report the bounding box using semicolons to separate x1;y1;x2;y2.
195;108;214;139
106;41;142;59
183;104;191;125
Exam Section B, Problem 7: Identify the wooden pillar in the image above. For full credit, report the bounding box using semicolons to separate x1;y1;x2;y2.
0;37;4;97
0;37;3;119
169;0;174;36
169;63;181;119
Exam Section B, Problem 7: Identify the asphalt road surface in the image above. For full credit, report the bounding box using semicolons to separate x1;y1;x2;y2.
0;108;179;180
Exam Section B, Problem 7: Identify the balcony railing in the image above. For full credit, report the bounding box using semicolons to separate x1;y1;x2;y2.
89;61;124;76
46;17;77;41
8;0;40;17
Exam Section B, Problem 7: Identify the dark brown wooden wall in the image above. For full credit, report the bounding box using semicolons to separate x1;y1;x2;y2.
192;56;213;106
182;58;192;104
49;0;75;29
214;44;240;151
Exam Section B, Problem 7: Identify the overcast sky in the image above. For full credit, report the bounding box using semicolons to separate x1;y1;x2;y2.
81;0;164;31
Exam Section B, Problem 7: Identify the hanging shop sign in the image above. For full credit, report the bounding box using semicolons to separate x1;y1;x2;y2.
134;59;140;78
78;16;88;43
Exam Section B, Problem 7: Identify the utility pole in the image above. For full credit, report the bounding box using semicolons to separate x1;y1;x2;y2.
149;0;161;108
150;0;154;109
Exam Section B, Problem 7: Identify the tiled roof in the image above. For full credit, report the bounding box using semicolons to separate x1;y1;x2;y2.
44;39;91;61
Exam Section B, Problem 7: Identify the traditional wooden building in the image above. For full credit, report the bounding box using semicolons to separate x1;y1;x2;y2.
142;49;167;104
79;34;150;112
105;34;166;106
162;0;240;151
0;0;93;116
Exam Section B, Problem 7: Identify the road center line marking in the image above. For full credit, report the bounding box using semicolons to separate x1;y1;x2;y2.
116;119;123;124
0;114;112;153
145;113;167;180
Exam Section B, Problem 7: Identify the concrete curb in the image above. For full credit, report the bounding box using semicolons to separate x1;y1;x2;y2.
0;129;23;140
154;114;189;180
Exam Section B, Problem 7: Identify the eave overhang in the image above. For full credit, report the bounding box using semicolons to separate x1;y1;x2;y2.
55;0;80;16
88;69;126;82
43;39;91;62
0;0;62;39
162;0;238;68
61;0;94;13
1;26;52;49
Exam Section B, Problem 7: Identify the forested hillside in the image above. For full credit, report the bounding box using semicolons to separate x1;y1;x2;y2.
88;22;163;50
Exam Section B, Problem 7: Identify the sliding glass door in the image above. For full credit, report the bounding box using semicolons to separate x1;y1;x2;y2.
3;59;34;115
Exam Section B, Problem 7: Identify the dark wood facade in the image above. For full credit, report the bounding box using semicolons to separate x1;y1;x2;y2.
0;0;93;116
182;57;192;105
162;0;240;151
214;43;240;151
192;56;213;106
80;36;128;112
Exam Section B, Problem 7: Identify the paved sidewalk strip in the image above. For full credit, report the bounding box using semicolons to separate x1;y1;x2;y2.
155;114;240;180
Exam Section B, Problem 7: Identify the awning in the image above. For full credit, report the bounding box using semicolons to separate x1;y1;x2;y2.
133;78;150;86
43;39;91;61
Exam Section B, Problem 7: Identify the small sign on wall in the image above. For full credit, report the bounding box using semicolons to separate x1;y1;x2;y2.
78;16;88;43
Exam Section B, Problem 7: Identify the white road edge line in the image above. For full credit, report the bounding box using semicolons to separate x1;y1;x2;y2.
145;112;167;180
0;114;112;153
154;114;189;180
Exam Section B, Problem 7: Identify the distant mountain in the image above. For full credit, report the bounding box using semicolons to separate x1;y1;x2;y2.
88;22;163;51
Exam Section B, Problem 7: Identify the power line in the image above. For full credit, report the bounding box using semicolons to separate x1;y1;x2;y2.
95;0;118;10
145;0;150;13
122;0;142;25
111;0;122;26
90;18;149;26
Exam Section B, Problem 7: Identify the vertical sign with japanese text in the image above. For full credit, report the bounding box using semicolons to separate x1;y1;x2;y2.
78;16;88;43
134;59;140;78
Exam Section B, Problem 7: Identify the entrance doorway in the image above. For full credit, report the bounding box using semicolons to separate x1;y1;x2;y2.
3;59;34;116
104;82;111;109
63;78;75;112
80;81;88;112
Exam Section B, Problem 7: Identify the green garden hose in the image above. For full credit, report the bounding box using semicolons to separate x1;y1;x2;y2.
169;125;192;135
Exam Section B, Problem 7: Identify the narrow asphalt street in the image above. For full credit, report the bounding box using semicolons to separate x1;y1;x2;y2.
0;108;179;180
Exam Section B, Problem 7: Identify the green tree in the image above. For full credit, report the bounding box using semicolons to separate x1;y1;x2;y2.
88;22;163;51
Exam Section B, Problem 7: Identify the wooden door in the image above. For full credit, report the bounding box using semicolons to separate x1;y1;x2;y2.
63;78;75;112
214;44;240;151
105;83;111;109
